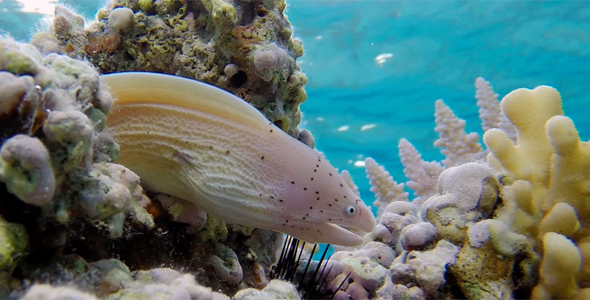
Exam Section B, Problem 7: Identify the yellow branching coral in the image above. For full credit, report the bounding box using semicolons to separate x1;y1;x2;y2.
483;85;590;299
546;116;590;222
532;232;581;299
484;86;563;192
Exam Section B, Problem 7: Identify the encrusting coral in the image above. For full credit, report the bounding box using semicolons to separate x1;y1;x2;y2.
0;135;55;206
0;34;314;299
26;1;319;287
18;257;239;300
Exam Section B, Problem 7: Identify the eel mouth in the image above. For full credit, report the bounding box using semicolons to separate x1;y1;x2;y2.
333;223;366;239
279;221;364;246
320;222;365;246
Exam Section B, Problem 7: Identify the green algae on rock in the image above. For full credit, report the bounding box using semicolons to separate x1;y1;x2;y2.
0;217;27;296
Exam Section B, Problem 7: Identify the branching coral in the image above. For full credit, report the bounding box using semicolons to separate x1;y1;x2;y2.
364;157;408;219
398;138;442;202
434;100;483;167
475;77;502;132
475;77;516;141
483;85;590;298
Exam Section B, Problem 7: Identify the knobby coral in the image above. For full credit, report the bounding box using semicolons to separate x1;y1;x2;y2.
0;36;161;297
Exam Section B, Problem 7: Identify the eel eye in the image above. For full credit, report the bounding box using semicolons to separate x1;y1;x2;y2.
346;205;356;216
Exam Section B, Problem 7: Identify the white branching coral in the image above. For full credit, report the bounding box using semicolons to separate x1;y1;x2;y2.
364;157;408;219
398;138;443;202
364;77;506;214
475;77;517;141
434;100;483;167
475;77;502;132
341;169;360;196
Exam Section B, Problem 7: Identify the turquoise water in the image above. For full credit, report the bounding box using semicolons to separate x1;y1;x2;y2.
290;0;590;204
2;0;589;207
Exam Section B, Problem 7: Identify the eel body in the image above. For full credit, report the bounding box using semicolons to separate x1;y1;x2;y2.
101;72;375;246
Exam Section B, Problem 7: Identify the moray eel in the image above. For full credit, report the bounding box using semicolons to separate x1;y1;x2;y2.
101;72;376;246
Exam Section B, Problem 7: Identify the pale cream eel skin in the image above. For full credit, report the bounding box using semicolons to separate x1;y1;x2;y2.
101;72;375;246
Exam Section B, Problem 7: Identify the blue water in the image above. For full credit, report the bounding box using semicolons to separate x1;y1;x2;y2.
2;0;590;207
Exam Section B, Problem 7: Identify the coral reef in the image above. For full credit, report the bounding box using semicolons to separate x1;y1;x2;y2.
17;255;257;300
0;0;585;297
482;85;590;298
0;135;55;206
